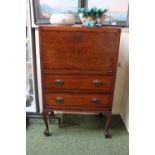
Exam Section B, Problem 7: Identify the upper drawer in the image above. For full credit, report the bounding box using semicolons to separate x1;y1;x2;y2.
43;74;114;92
39;26;120;71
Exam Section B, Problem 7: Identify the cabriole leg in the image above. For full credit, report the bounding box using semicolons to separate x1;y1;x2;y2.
42;111;51;136
104;112;112;138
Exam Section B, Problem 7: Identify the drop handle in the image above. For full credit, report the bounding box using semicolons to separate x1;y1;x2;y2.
55;97;64;103
92;80;102;86
91;98;101;104
55;79;64;86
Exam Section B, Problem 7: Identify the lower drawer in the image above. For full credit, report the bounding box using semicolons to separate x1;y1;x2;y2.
44;93;112;108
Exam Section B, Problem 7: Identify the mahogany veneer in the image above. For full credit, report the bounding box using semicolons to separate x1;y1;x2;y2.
39;26;121;138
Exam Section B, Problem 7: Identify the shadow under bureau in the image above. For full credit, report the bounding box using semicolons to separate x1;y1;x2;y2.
39;26;121;138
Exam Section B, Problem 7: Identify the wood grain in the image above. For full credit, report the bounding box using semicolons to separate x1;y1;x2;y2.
41;30;118;71
43;74;114;92
44;93;112;108
39;26;121;137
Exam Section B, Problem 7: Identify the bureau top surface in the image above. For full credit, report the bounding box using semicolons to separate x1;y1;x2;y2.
39;25;121;33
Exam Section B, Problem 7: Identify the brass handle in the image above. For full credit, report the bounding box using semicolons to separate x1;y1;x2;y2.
55;79;64;86
91;98;101;104
92;80;102;87
55;97;64;103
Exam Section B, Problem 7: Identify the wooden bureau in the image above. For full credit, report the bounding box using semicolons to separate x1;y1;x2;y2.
39;26;121;138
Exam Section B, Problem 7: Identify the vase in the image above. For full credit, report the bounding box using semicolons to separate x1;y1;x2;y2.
79;13;106;27
79;13;96;27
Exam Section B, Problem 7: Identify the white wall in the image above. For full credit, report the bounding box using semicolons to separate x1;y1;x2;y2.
120;67;129;131
112;28;129;131
120;29;129;132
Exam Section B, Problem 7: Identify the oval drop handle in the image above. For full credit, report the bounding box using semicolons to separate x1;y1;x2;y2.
92;80;102;86
91;98;101;104
55;79;64;86
55;97;64;103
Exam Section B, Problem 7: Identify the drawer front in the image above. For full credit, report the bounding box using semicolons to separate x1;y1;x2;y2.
44;93;112;108
43;74;114;92
40;30;119;71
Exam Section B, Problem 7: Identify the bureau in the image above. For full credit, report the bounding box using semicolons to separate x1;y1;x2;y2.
39;26;121;138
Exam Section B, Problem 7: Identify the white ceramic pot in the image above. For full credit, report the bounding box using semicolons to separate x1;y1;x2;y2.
50;14;75;25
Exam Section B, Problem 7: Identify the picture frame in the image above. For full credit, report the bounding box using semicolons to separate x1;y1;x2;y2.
33;0;82;24
86;0;129;27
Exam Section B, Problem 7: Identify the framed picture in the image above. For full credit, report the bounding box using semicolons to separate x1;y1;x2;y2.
33;0;82;24
86;0;129;26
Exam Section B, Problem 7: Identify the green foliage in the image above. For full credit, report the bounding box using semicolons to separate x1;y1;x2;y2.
78;7;108;19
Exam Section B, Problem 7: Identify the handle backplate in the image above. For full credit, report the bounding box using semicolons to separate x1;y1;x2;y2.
91;98;101;104
55;79;64;86
92;80;102;87
55;97;64;103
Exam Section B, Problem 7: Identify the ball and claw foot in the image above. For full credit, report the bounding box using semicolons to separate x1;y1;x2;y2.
104;131;112;138
44;129;51;136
